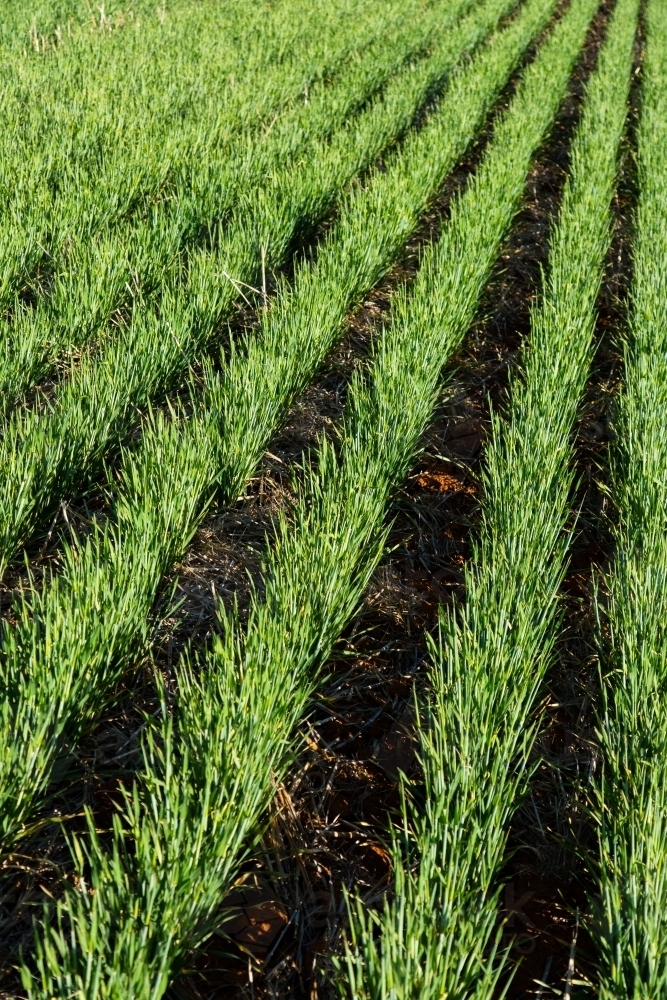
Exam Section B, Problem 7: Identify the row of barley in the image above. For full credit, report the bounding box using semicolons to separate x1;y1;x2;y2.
595;0;667;992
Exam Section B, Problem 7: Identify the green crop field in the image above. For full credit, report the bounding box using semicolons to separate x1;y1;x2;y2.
0;0;661;997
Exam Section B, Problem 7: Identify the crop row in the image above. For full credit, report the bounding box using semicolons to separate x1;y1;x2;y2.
595;0;667;993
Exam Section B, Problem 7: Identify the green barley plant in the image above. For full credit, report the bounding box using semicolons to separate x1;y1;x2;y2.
19;0;603;993
340;0;638;996
0;0;525;577
594;0;667;994
0;0;559;861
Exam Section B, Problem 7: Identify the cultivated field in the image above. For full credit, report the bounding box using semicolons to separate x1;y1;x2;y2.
0;0;662;997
